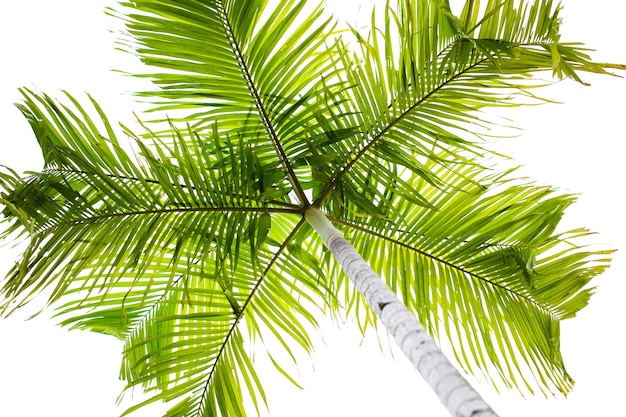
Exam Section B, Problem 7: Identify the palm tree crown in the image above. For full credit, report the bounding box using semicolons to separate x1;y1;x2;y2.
0;1;622;416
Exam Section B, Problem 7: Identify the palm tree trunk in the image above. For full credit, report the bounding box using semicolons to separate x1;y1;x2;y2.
305;207;498;417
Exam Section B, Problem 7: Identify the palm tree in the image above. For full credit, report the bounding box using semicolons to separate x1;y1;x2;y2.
0;0;622;416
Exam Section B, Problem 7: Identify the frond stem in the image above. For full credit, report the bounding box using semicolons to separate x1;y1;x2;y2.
195;217;306;416
44;167;300;210
218;1;309;207
328;215;549;314
37;205;297;235
313;56;490;207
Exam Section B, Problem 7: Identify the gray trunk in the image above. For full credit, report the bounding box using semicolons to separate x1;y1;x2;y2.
305;207;498;417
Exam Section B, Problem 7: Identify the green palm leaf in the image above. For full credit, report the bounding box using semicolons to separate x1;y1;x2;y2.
0;89;321;416
313;0;615;212
1;1;622;416
321;158;611;395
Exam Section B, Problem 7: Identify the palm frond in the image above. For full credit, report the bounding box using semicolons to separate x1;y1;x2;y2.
323;157;611;395
114;0;349;205
0;91;327;416
1;1;620;415
313;0;617;209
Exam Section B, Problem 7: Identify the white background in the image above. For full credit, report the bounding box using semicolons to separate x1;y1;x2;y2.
1;1;624;416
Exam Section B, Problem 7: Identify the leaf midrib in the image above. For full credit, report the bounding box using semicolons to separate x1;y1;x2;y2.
37;205;296;236
45;167;302;210
328;215;552;316
194;217;306;417
219;0;309;207
313;53;491;207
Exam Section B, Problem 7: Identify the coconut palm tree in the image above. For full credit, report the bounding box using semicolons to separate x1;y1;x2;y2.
0;0;621;416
